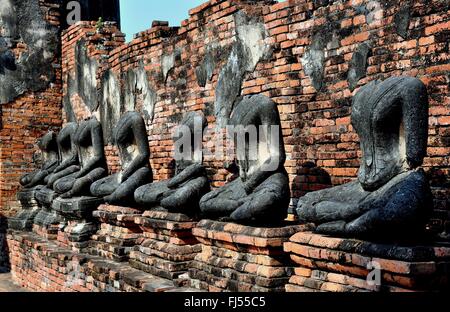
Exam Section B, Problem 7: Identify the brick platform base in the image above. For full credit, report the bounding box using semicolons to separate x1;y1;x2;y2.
130;210;200;280
188;220;314;292
89;205;143;262
32;224;58;241
284;232;450;292
6;230;189;292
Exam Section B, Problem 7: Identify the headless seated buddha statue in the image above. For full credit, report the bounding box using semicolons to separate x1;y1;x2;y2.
200;94;291;225
134;112;210;215
20;131;59;189
46;122;80;190
53;117;107;199
90;112;152;206
10;132;59;230
296;77;432;239
34;123;80;227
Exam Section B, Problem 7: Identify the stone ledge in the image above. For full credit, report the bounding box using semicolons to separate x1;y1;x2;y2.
93;205;143;227
289;232;450;262
284;232;450;292
53;197;104;220
194;220;314;249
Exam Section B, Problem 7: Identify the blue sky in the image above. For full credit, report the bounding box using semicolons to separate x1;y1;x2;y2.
120;0;206;42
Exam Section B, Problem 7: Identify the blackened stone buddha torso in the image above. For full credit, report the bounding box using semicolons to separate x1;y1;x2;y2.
200;94;290;225
35;122;80;227
53;117;107;198
134;112;210;215
9;132;59;230
90;111;152;206
46;122;80;189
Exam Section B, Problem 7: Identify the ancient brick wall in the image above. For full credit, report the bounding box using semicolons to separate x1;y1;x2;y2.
60;0;449;237
0;0;64;217
7;231;177;292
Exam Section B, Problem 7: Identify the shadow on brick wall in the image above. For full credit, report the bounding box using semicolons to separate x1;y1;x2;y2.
289;162;332;217
0;215;10;273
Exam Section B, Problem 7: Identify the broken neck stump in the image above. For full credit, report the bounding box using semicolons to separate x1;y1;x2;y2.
130;209;200;280
187;220;314;292
284;232;450;292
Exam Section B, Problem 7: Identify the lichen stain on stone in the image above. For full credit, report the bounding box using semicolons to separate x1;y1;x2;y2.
301;24;337;92
0;0;59;104
122;62;156;123
214;11;271;128
394;6;411;39
196;43;230;88
162;48;181;83
99;69;121;143
96;62;156;142
63;39;99;122
348;42;372;91
63;74;77;123
75;40;99;111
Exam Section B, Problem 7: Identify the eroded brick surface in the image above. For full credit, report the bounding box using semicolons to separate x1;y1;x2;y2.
284;232;450;292
7;230;185;292
188;220;310;292
131;211;200;280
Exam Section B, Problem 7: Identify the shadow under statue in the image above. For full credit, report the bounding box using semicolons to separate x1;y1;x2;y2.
9;132;59;231
90;111;152;206
296;76;433;239
200;94;291;225
134;112;210;216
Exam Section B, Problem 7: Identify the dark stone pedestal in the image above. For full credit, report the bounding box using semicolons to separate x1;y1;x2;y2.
52;197;104;251
8;187;42;231
88;205;143;262
187;220;314;292
130;210;200;280
33;187;63;239
284;232;450;292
